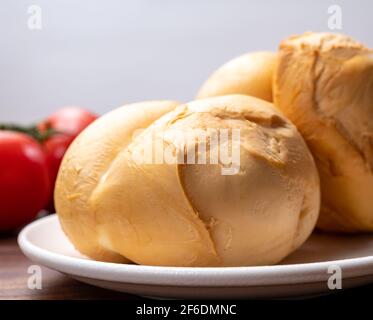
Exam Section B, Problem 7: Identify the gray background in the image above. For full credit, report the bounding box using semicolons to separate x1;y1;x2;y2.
0;0;371;123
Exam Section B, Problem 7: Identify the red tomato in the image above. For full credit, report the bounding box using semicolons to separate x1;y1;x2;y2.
39;106;98;136
0;131;50;231
43;134;73;190
39;107;98;211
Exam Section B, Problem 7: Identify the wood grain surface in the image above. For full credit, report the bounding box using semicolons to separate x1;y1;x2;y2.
0;234;141;300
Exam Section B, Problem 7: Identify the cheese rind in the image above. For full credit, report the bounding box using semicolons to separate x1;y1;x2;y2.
197;52;276;102
55;95;320;266
274;32;373;232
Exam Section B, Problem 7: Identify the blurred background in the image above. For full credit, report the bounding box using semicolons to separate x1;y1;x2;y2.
0;0;372;122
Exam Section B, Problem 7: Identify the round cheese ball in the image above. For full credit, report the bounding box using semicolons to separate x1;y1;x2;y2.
273;32;373;232
55;95;320;266
197;52;276;102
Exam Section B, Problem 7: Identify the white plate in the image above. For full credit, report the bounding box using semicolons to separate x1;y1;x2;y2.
18;214;373;299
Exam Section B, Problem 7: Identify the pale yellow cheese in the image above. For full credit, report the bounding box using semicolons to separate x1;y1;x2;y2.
197;52;276;102
273;32;373;232
55;95;320;266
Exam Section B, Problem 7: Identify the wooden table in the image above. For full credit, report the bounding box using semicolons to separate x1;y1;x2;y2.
0;234;141;300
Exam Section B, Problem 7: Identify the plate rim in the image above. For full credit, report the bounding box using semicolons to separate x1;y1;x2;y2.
18;214;373;287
